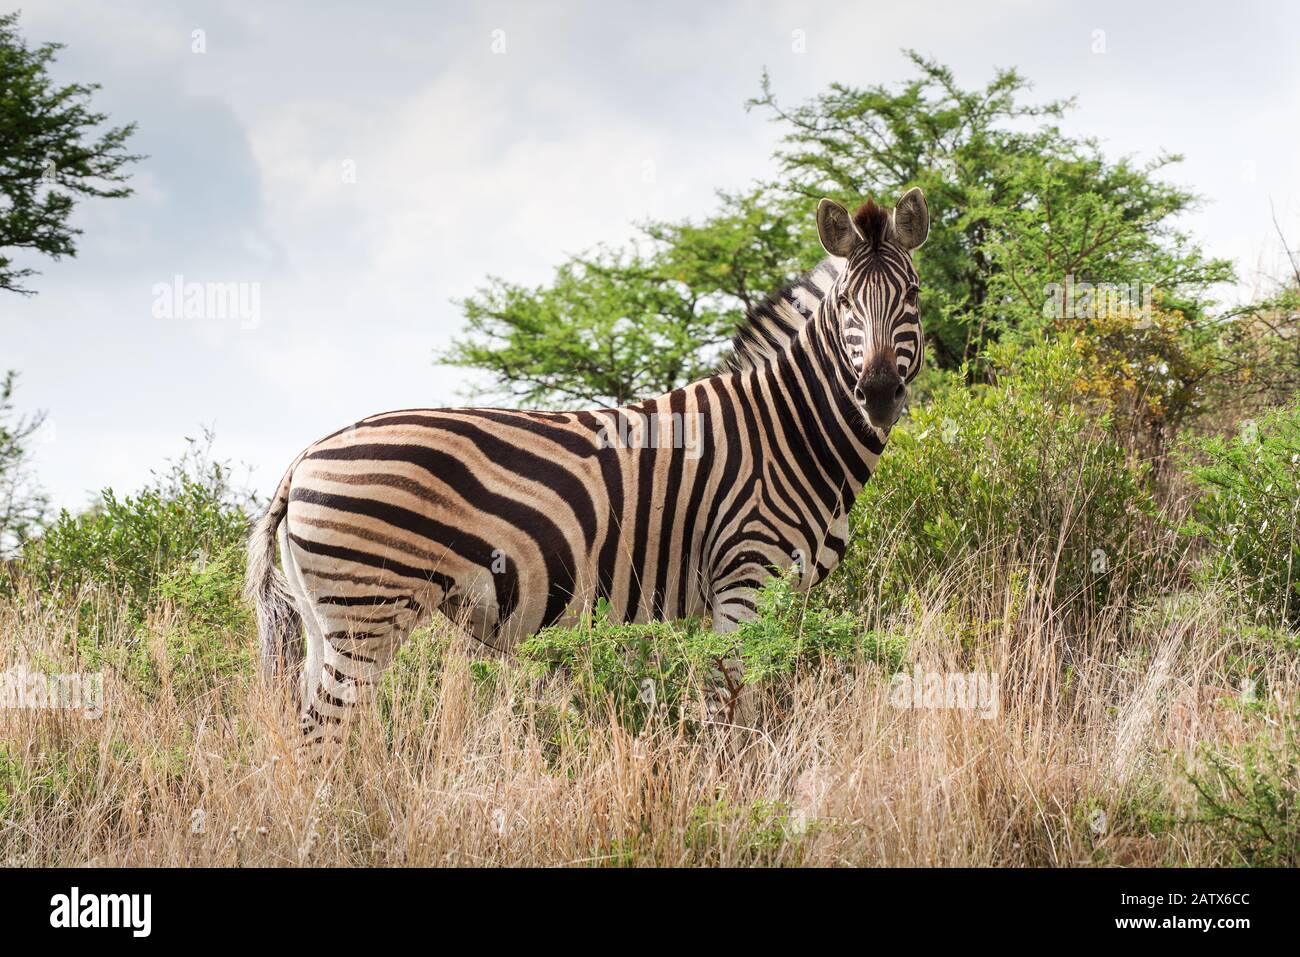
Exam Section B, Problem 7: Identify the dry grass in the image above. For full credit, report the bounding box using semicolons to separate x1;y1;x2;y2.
0;552;1295;867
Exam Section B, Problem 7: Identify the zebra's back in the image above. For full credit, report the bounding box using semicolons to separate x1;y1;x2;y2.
283;392;745;650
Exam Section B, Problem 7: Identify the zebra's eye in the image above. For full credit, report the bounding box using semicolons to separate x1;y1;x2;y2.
837;294;852;312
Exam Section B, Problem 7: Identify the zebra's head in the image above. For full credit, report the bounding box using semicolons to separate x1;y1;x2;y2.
816;188;929;431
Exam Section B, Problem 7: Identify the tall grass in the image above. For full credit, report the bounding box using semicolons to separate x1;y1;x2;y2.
1;537;1293;867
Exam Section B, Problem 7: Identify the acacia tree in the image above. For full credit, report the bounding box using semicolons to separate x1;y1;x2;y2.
440;52;1232;406
750;52;1233;368
442;188;809;407
0;10;142;294
449;247;729;408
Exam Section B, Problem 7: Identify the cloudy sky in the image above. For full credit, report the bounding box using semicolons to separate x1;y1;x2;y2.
7;0;1299;509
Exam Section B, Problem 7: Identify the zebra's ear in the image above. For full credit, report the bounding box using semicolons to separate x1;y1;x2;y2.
893;187;929;251
816;199;862;258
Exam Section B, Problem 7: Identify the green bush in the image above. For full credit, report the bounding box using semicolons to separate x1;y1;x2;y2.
836;338;1156;611
25;540;255;705
519;601;706;735
3;434;257;703
1183;403;1300;627
1182;709;1300;867
730;573;908;682
685;797;811;865
520;576;907;733
152;541;254;701
16;433;253;626
375;626;453;734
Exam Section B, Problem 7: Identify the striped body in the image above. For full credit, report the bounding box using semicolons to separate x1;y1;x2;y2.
246;189;929;742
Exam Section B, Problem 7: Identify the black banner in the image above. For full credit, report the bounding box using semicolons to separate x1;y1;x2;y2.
0;867;1281;943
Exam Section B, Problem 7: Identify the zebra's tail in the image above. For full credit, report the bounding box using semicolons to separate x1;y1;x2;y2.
244;464;303;685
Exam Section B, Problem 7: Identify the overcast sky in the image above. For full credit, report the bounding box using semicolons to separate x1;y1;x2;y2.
7;0;1299;510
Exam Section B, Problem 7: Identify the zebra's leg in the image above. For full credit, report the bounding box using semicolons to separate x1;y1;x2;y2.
705;586;760;724
300;598;423;751
278;524;324;707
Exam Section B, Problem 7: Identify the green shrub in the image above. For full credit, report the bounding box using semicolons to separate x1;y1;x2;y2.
16;433;253;626
3;434;257;703
376;626;452;732
731;573;908;682
519;600;704;735
1183;403;1300;627
1181;709;1300;866
0;743;105;826
520;576;907;733
685;797;810;866
152;541;254;701
837;337;1156;612
38;541;255;705
1072;780;1177;865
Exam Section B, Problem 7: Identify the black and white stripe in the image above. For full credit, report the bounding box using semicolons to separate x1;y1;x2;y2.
245;189;929;742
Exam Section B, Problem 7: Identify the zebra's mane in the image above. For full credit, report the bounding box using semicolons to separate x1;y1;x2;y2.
723;259;841;374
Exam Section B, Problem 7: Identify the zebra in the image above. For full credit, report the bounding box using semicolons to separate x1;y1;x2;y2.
245;188;929;744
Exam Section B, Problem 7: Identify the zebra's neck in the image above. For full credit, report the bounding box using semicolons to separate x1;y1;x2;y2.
725;258;841;374
741;303;886;516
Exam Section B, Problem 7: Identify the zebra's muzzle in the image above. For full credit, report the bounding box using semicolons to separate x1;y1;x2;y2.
854;361;906;429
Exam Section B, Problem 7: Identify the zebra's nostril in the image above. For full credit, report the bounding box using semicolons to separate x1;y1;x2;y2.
893;383;906;402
